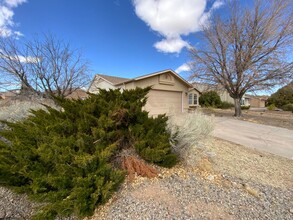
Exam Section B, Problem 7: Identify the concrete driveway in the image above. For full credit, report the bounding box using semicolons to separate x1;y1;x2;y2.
213;117;293;159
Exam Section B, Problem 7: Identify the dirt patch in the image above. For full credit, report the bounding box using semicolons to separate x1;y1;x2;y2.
202;108;293;130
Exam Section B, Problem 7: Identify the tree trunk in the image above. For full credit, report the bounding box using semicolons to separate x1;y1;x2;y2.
234;98;242;117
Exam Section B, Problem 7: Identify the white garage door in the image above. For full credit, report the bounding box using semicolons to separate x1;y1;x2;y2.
144;90;182;116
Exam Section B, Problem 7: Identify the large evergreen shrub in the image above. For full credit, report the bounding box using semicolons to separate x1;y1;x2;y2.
267;82;293;108
281;103;293;112
0;87;177;219
199;91;222;108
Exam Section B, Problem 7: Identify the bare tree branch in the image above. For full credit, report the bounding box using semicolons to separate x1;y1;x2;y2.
189;0;293;116
0;34;90;98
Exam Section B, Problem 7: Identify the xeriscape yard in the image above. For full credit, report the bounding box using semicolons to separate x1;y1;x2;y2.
0;98;292;219
89;138;293;220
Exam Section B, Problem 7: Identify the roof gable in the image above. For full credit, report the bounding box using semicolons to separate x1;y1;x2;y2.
88;69;192;92
116;69;192;87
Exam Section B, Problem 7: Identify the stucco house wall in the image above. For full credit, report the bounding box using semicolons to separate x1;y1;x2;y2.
88;70;193;116
88;77;117;93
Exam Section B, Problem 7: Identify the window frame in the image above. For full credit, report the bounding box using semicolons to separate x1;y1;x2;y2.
188;92;198;106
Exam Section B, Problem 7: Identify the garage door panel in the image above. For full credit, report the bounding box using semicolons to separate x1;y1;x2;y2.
145;90;182;116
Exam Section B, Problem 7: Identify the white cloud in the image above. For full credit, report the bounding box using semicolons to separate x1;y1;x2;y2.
175;63;191;74
4;0;26;7
132;0;224;53
154;37;189;53
211;0;224;10
18;55;39;63
0;0;26;38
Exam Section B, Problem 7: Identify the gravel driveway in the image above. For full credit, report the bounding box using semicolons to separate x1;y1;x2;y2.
213;117;293;159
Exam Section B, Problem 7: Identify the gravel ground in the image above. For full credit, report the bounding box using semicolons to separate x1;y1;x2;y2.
0;186;40;219
1;100;292;220
89;137;293;220
101;174;293;220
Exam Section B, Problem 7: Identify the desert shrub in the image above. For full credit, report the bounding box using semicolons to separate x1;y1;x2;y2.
199;91;222;108
0;87;177;219
167;112;214;166
219;101;234;109
281;103;293;112
241;105;250;110
267;103;276;111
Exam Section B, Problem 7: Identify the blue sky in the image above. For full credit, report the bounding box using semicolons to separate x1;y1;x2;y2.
1;0;238;80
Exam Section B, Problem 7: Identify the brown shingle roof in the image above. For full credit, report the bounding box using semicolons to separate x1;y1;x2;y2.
98;74;130;85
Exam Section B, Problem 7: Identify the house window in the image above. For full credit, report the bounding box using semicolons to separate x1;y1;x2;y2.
188;94;193;105
193;94;198;105
189;93;198;105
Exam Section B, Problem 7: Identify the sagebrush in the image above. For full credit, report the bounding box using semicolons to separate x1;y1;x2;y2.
167;112;214;166
0;87;177;219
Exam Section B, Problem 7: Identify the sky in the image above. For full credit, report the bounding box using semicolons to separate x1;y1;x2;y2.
0;0;290;96
0;0;232;80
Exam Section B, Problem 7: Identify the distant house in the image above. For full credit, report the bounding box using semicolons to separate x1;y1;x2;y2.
245;95;268;108
88;69;197;116
192;83;234;104
64;89;89;100
192;82;250;106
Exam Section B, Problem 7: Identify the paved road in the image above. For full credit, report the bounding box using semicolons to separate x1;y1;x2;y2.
213;117;293;159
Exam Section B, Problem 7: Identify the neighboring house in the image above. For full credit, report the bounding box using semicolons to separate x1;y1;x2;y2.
65;89;89;100
88;69;195;116
245;95;268;108
193;82;235;104
88;74;130;93
192;82;251;106
241;96;250;106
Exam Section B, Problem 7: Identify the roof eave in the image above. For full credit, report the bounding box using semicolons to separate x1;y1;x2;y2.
115;69;192;88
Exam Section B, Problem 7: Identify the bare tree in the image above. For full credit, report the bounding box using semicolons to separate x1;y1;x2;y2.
0;34;90;98
189;0;293;116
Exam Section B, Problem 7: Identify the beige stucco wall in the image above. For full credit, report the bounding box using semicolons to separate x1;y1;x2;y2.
89;72;191;114
218;90;234;104
88;77;116;93
125;75;188;92
124;74;190;112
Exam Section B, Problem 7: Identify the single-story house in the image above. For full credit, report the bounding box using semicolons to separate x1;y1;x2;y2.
88;69;200;116
245;95;268;108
